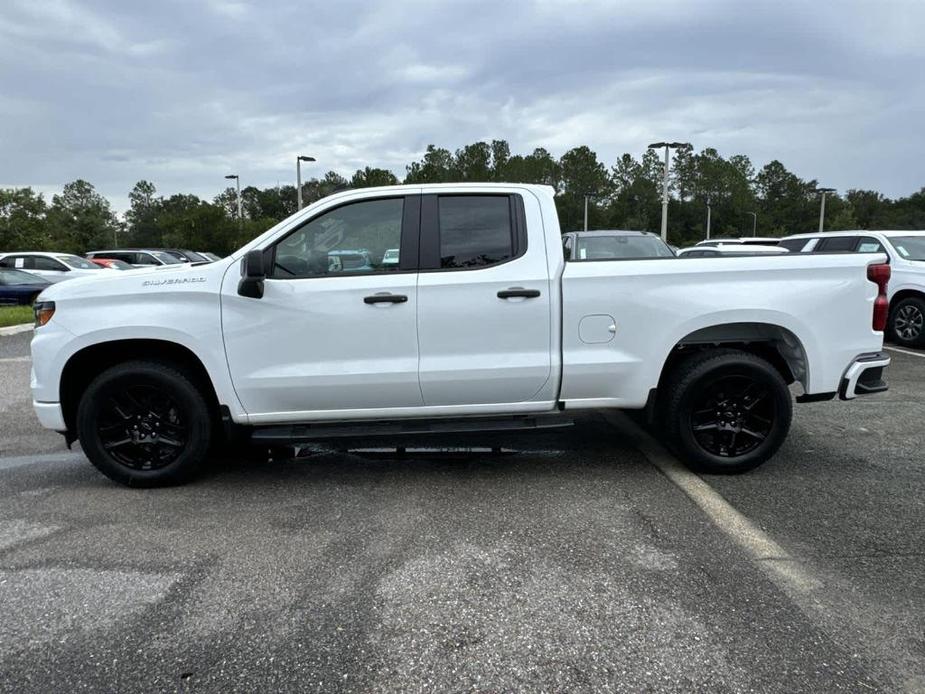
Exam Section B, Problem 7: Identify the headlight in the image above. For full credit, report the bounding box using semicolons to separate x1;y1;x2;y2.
34;301;55;328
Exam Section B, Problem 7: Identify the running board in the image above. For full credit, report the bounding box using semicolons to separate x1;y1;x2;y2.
249;414;573;444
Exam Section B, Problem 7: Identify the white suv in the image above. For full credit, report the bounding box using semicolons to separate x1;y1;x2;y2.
0;252;113;283
780;231;925;348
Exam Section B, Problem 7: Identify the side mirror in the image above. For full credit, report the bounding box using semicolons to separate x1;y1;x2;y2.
238;249;266;299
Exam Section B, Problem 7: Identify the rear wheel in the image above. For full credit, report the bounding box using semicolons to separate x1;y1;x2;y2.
888;296;925;348
663;349;792;474
76;360;212;487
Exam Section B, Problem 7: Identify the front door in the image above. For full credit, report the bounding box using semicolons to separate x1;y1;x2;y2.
416;193;553;406
222;194;423;420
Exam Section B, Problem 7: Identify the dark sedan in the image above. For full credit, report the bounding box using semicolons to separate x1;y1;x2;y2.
0;268;51;305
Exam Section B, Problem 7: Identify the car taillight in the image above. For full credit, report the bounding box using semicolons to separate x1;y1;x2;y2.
867;263;890;331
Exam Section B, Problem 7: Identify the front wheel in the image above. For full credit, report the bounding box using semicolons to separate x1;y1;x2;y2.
663;349;792;474
77;360;212;487
888;296;925;348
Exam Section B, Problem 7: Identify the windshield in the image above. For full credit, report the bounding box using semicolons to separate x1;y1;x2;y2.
57;255;101;269
888;236;925;261
151;251;183;264
0;269;47;285
574;235;675;260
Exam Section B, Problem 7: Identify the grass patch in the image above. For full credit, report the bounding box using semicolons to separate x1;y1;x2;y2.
0;305;34;328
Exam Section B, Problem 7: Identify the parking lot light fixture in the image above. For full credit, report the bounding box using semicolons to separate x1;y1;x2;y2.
816;187;836;233
647;141;690;243
296;155;316;210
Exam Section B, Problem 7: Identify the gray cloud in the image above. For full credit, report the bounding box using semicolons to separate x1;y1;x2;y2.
1;0;922;212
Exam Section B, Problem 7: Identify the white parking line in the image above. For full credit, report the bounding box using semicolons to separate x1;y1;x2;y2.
603;412;820;592
0;356;30;363
0;452;80;472
885;345;925;359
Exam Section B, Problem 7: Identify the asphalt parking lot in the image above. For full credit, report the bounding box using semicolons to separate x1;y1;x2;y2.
0;329;922;693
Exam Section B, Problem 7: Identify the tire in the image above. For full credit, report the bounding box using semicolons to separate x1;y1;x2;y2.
662;349;792;474
76;360;212;487
888;296;925;348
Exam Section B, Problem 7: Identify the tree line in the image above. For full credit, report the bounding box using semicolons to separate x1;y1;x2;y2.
2;141;924;256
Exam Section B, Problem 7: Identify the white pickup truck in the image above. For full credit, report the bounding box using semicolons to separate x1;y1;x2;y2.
30;184;891;487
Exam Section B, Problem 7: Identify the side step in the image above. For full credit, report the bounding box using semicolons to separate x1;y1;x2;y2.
250;414;573;444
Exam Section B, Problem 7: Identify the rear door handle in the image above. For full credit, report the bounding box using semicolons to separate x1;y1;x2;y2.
364;293;408;304
497;288;541;299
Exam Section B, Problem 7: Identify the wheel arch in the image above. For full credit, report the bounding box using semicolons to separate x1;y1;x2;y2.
60;339;221;434
889;288;925;308
657;322;809;392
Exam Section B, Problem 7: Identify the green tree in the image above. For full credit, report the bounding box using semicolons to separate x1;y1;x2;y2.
0;187;49;251
47;180;119;253
125;180;162;247
350;167;399;188
404;145;457;183
558;146;611;231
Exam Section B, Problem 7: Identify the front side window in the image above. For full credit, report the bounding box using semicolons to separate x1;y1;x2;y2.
271;198;404;278
58;255;100;269
438;196;513;269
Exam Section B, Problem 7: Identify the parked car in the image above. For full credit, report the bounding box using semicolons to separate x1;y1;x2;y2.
677;245;789;257
85;249;185;268
780;230;925;347
0;252;113;282
89;258;136;271
160;249;212;263
0;268;50;305
562;230;675;260
198;252;223;262
695;237;781;247
31;184;889;487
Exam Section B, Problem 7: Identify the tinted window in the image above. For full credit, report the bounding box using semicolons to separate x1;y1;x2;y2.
816;236;858;252
271;198;404;278
151;251;182;264
0;256;18;268
32;256;67;271
439;196;513;269
778;238;813;252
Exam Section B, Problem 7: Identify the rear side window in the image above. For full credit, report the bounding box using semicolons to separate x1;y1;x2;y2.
857;237;884;253
438;196;514;269
816;236;858;252
778;238;813;252
32;256;67;271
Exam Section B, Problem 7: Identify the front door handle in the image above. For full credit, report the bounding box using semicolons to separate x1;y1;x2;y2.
497;288;541;299
364;293;408;304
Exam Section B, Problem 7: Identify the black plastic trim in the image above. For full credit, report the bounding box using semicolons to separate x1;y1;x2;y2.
795;391;836;403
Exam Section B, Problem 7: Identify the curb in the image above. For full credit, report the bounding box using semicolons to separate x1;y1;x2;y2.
0;323;33;337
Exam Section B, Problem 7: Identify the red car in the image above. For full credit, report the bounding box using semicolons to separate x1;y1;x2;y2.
89;258;135;271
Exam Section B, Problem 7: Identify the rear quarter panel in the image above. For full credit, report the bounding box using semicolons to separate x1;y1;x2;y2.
560;254;886;407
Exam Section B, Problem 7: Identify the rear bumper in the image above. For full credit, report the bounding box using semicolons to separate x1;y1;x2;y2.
33;401;66;431
839;352;890;400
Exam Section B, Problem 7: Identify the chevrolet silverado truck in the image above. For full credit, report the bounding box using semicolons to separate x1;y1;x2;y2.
30;184;891;487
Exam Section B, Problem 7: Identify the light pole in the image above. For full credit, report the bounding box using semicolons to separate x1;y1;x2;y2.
583;192;595;232
705;196;712;240
296;155;316;210
648;141;689;242
746;211;757;236
224;174;241;228
816;187;835;232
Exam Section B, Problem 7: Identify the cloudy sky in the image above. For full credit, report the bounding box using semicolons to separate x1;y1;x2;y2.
1;0;923;212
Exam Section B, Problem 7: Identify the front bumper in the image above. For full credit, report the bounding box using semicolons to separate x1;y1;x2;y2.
33;401;66;431
839;352;890;400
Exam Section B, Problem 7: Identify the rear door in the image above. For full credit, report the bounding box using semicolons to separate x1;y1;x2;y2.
416;192;553;406
24;255;71;282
